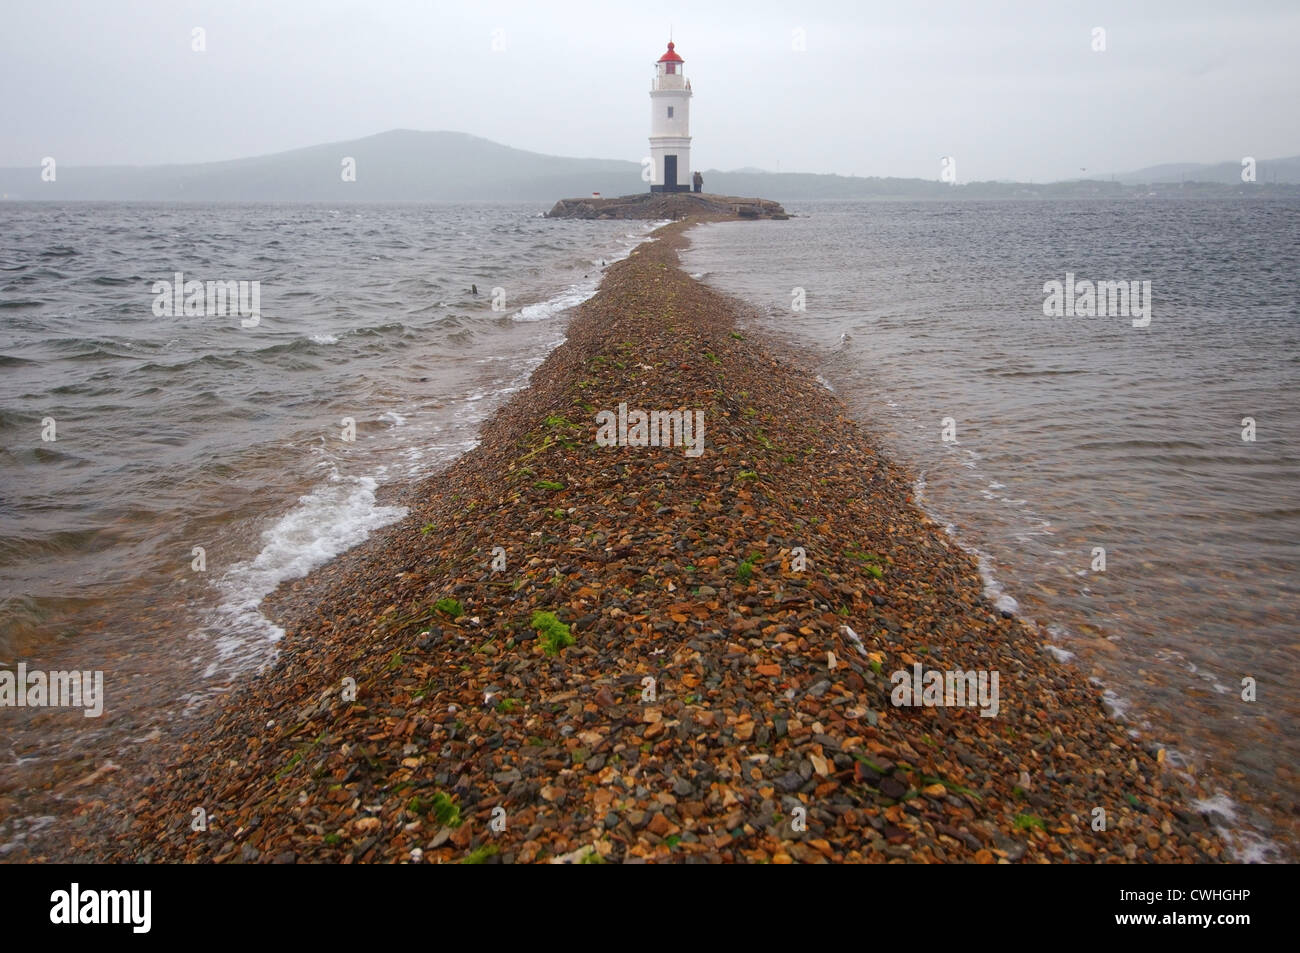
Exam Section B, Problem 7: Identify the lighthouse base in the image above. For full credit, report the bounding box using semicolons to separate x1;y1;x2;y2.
649;184;693;193
545;192;789;221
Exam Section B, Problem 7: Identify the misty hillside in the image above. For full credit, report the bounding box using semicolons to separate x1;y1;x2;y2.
0;130;645;202
3;130;1298;202
1111;156;1300;185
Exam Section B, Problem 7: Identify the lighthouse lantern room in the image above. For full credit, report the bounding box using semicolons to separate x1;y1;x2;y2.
649;41;692;192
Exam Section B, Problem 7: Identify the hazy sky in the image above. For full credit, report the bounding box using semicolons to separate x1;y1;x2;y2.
3;0;1298;182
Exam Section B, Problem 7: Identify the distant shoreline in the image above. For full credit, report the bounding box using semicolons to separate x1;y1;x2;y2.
3;127;1298;202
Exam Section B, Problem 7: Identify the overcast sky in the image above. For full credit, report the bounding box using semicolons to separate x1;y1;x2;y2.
3;0;1298;182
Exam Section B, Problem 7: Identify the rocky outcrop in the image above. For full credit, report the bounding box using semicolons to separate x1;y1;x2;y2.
546;191;788;221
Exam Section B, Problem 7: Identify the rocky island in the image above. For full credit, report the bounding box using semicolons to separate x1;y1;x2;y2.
547;191;789;220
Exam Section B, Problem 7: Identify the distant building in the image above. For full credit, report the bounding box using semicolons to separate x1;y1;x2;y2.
649;41;692;193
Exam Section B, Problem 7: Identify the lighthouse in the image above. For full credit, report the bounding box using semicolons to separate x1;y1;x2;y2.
649;41;692;193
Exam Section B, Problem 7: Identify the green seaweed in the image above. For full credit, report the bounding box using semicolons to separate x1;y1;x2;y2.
531;610;575;656
433;597;463;618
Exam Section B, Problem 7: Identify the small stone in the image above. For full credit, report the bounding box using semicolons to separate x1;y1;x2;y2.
776;771;803;793
878;777;907;799
647;813;679;837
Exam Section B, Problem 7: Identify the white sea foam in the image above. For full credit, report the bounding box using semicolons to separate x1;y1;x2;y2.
201;470;407;679
1192;795;1279;863
1101;688;1131;721
310;333;339;344
1044;644;1075;662
1194;794;1239;820
197;224;667;683
1043;623;1076;662
513;284;598;322
975;551;1020;614
511;227;656;324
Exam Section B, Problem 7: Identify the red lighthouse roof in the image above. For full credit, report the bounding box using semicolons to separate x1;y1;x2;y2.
658;41;683;63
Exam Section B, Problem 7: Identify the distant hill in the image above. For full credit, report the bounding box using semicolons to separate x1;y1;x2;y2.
3;130;1298;201
1109;156;1300;185
0;130;645;202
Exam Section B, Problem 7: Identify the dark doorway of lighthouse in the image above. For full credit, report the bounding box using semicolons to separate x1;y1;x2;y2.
664;155;678;190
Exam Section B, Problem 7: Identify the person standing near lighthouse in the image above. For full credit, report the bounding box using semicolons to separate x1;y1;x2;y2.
649;41;692;193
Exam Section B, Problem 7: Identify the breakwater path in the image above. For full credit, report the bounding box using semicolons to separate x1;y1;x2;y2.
92;221;1225;863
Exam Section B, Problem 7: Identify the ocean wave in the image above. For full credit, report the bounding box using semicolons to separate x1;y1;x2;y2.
510;233;649;324
1191;794;1281;863
512;284;595;322
201;469;407;679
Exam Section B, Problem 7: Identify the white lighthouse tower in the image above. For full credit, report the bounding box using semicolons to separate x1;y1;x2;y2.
649;40;692;193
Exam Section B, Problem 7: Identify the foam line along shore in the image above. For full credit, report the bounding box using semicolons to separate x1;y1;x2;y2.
84;218;1230;864
0;205;670;860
